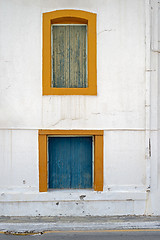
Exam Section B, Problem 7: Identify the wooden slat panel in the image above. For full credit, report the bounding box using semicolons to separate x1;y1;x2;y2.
39;135;47;192
51;25;87;88
48;137;92;189
94;135;103;191
69;25;87;88
48;137;71;188
39;130;104;136
52;26;70;88
70;137;92;188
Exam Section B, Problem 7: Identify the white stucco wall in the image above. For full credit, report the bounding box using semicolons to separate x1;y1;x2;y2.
0;0;146;129
0;0;159;216
147;0;160;215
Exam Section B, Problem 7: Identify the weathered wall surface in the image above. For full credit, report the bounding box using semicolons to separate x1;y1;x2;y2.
147;0;160;215
0;0;159;216
0;0;145;129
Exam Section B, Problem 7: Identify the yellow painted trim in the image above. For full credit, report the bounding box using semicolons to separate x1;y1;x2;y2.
42;10;97;95
39;134;47;192
39;130;103;192
94;135;103;191
39;130;103;136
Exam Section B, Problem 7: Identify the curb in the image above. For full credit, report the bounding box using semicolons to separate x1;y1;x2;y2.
0;221;160;233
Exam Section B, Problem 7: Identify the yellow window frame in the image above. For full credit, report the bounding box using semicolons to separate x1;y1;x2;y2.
42;10;97;95
39;130;103;191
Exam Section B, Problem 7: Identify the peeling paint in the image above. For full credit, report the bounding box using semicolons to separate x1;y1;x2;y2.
98;29;116;35
79;195;86;200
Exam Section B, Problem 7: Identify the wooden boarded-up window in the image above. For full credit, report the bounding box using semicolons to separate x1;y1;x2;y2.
48;136;92;189
51;25;87;88
43;10;97;95
39;130;103;192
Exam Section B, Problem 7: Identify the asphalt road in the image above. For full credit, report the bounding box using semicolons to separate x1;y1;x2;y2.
1;230;160;240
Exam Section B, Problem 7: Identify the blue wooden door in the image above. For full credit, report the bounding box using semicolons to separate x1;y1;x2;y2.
48;137;92;189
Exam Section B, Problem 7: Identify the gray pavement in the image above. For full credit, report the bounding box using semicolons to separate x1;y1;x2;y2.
1;230;160;240
0;216;160;234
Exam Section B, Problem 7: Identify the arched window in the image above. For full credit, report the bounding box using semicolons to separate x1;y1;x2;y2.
42;10;97;95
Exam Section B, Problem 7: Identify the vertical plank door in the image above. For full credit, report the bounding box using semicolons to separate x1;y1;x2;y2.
48;137;92;189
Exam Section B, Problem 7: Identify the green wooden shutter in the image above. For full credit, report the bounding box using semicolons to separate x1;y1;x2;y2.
51;25;87;88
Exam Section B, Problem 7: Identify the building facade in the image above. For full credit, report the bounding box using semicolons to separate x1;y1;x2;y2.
0;0;160;216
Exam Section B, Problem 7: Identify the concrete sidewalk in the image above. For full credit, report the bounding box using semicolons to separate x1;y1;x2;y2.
0;216;160;233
